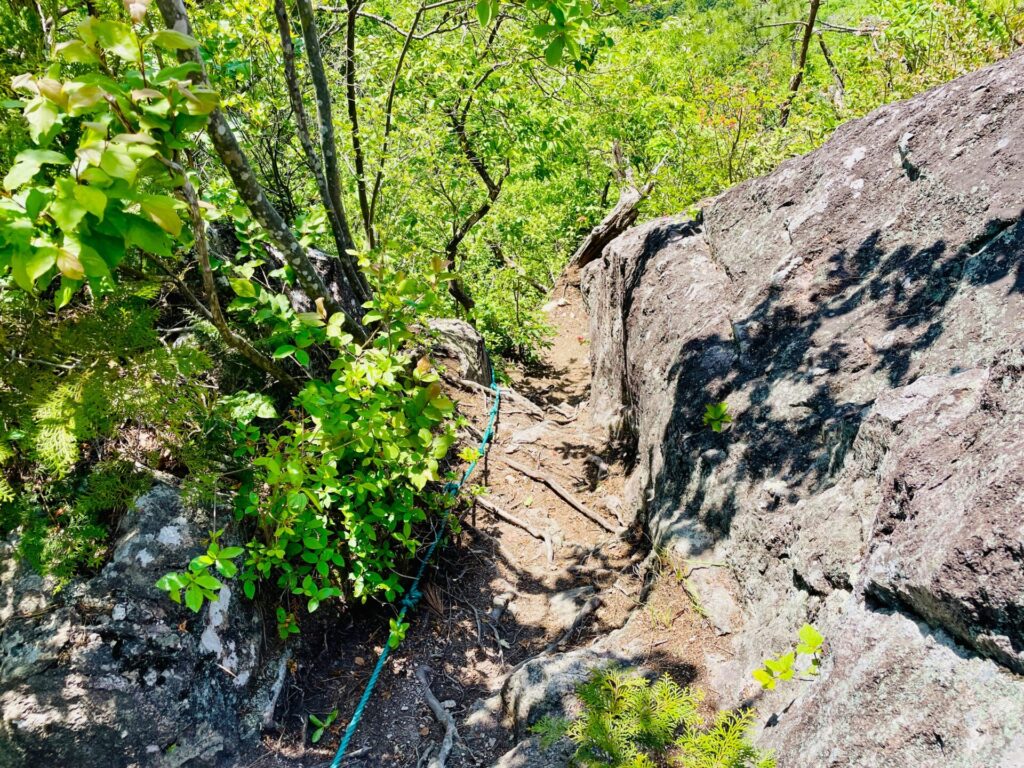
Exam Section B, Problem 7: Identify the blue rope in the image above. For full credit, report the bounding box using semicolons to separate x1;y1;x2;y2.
330;370;501;766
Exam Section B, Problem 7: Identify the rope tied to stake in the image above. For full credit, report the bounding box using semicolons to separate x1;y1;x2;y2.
330;370;500;766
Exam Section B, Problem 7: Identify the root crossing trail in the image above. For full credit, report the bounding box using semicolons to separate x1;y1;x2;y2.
254;280;714;768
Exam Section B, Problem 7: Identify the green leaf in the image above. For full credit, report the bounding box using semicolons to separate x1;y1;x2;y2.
99;146;137;183
147;29;200;50
93;20;141;63
243;580;256;599
230;278;256;297
476;0;493;26
54;276;82;309
156;572;186;591
56;40;99;64
194;572;223;591
49;190;87;233
273;344;296;359
3;148;69;191
70;239;112;281
154;62;202;83
11;247;56;292
752;668;776;690
23;97;61;145
797;623;824;653
140;195;183;237
544;35;565;66
74;185;107;220
24;187;51;219
184;583;204;612
126;216;173;256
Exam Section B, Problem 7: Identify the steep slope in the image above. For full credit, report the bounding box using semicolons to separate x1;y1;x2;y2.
582;51;1024;765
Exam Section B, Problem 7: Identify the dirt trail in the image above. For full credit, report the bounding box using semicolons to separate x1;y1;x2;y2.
253;281;713;768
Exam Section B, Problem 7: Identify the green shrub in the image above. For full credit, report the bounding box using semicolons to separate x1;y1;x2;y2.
156;264;461;634
1;460;150;583
534;666;774;768
0;285;225;581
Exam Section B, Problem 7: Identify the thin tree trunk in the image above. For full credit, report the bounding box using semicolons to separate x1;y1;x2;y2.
181;181;298;389
368;2;425;232
780;0;821;127
818;33;846;111
294;0;372;306
273;0;352;265
444;107;508;313
342;0;374;247
154;0;366;341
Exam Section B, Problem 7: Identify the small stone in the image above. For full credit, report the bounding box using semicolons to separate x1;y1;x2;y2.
419;725;430;736
442;700;456;709
354;657;366;666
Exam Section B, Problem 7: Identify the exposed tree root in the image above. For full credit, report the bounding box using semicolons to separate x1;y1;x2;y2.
504;595;603;677
416;666;459;768
457;378;547;418
501;458;621;534
477;496;555;563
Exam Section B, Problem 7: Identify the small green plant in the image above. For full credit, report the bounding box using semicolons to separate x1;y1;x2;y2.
155;530;244;611
752;624;825;690
388;618;411;648
275;607;301;640
309;708;338;744
532;666;774;768
703;402;732;433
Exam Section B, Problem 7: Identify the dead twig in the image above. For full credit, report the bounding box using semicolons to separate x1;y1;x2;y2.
416;666;459;768
501;458;621;534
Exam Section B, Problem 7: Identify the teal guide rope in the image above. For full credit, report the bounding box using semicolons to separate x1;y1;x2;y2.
330;370;501;767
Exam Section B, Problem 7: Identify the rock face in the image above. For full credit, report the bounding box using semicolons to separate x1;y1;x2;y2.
582;52;1024;766
429;318;493;385
0;486;284;767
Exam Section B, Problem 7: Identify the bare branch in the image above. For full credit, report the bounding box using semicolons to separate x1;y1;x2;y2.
368;3;427;229
780;0;822;127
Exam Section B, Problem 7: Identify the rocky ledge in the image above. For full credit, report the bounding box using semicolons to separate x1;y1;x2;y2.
0;486;286;767
581;50;1024;766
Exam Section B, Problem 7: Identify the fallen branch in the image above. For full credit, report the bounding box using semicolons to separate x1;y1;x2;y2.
458;378;545;418
570;142;666;269
501;458;621;534
477;496;554;563
416;666;459;768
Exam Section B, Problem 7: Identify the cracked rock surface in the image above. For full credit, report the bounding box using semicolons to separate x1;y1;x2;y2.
0;486;284;767
582;50;1024;767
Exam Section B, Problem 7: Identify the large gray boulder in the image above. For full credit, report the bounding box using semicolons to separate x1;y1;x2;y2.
582;51;1024;766
0;486;285;767
428;318;493;385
